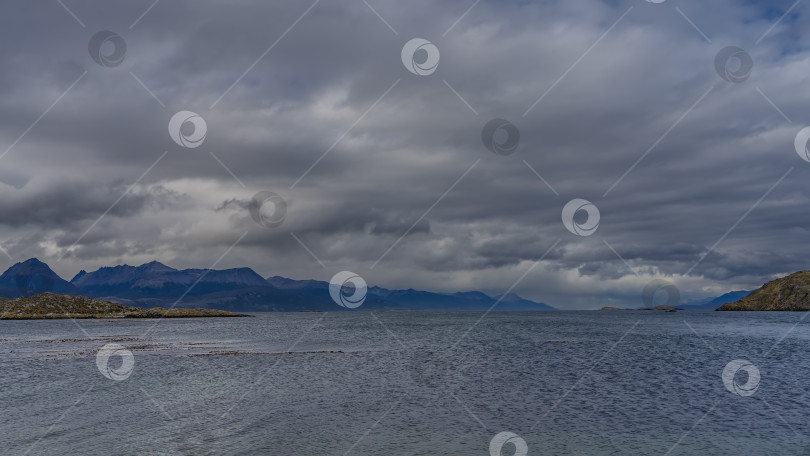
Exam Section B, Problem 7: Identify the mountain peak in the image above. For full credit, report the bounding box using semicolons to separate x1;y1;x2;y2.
136;261;176;272
9;258;56;273
19;258;47;266
0;258;77;297
70;270;87;283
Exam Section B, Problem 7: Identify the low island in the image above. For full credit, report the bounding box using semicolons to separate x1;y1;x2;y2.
0;292;250;319
599;305;681;311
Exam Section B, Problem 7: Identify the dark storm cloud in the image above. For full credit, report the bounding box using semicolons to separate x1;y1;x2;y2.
0;0;808;308
0;179;178;228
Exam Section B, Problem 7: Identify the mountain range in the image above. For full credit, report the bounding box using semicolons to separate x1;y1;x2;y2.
0;258;557;312
679;290;752;310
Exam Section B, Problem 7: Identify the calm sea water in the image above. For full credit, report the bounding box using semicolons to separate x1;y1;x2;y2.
1;311;809;455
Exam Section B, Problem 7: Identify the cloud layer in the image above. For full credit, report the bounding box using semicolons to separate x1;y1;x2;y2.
0;0;808;308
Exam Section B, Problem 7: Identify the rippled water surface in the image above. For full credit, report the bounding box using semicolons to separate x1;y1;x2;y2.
2;311;810;455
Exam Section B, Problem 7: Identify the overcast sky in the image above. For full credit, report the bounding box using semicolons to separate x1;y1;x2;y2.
0;0;808;309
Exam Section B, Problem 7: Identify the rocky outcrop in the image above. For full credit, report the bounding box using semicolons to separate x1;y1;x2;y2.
0;292;249;319
717;271;810;311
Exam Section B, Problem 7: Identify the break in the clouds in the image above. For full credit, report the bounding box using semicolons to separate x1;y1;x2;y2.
0;0;808;309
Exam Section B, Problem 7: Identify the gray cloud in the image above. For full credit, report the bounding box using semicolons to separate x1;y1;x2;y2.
0;0;808;308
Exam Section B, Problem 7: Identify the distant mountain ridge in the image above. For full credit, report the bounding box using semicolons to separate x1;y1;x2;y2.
0;258;556;312
680;290;751;310
71;261;268;300
0;258;78;297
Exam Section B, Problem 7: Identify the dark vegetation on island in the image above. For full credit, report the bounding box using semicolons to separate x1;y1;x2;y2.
0;293;249;319
600;305;682;312
717;271;810;311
